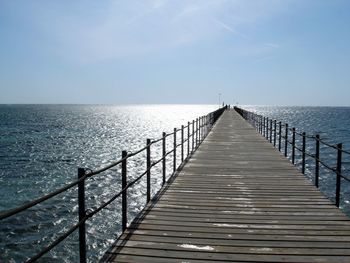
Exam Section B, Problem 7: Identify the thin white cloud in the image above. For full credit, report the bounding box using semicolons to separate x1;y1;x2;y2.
212;18;238;34
31;0;294;63
264;43;280;48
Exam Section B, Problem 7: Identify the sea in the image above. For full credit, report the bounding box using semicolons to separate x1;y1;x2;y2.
1;104;350;262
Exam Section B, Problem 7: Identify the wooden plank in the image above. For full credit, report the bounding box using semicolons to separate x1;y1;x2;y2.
118;231;350;248
106;247;350;263
101;109;350;262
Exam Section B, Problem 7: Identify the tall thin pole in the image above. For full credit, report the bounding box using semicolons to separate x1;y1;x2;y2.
302;133;306;174
162;132;166;185
187;122;190;157
78;168;87;263
173;128;177;172
121;151;127;232
315;135;320;187
146;139;151;203
278;121;282;152
181;125;184;163
335;143;342;208
292;128;296;164
284;124;288;157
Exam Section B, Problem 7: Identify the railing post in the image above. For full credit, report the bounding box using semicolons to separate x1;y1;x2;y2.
78;168;87;263
173;128;177;173
263;117;265;137
315;134;320;188
162;132;166;185
269;119;272;143
284;123;288;157
203;116;205;139
192;120;195;152
335;143;342;208
273;120;277;147
199;117;201;142
146;139;151;203
121;150;127;232
278;121;282;152
292;128;296;164
302;132;306;174
187;122;190;157
254;114;257;129
196;118;198;147
181;125;184;163
266;117;269;140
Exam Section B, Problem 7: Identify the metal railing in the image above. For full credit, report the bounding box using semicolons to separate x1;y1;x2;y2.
235;107;350;209
0;106;227;262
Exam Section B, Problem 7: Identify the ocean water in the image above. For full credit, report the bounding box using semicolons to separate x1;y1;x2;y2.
1;105;350;262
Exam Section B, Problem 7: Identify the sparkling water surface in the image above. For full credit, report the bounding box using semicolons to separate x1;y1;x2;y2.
1;105;350;262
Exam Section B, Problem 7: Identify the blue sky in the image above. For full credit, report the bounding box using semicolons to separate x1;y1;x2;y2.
0;0;350;105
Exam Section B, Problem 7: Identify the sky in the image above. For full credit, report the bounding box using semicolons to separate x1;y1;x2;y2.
0;0;350;106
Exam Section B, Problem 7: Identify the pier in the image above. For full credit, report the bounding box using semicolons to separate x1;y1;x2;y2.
1;107;350;262
102;109;350;262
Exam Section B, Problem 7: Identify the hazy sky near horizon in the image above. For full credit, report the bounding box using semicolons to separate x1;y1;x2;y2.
1;0;350;106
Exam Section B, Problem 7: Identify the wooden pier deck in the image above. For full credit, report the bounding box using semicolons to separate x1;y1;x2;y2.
102;110;350;263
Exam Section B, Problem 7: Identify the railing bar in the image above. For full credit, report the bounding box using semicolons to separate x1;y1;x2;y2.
88;166;152;218
319;140;338;149
26;216;87;263
341;148;350;155
294;145;304;152
127;145;150;159
150;157;164;167
164;132;175;138
151;137;163;144
318;159;337;172
0;174;88;220
341;175;350;182
304;151;315;159
165;149;174;156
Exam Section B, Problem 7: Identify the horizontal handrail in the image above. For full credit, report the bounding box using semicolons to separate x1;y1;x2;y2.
0;173;90;220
